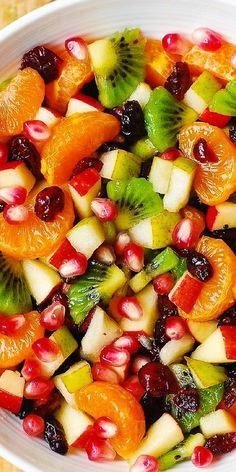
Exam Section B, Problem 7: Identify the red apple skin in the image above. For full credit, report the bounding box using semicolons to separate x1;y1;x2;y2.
199;108;231;128
49;239;78;269
0;389;22;414
206;206;218;231
0;161;22;171
169;272;204;313
70;167;100;196
220;326;236;360
74;93;104;112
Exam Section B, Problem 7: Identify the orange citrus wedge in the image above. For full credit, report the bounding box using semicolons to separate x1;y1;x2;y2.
145;38;174;87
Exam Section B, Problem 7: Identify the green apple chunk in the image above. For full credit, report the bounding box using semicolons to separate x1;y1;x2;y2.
129;82;152;109
185;357;227;389
68;178;101;219
131;136;157;161
130;413;184;464
119;284;158;336
160;335;195;366
149;156;174;194
191;327;236;363
187;320;217;343
129;211;180;249
200;409;236;438
80;306;122;362
159;433;205;470
55;401;93;446
67;216;105;259
163;157;197;212
54;361;93;408
183;71;222;114
22;259;61;305
100;149;141;180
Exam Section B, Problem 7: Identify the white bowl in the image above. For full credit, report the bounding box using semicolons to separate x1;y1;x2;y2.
0;0;236;470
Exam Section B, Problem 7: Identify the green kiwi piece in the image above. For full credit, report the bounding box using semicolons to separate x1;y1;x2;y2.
210;78;236;115
144;86;198;152
107;177;164;230
0;252;32;315
88;28;146;108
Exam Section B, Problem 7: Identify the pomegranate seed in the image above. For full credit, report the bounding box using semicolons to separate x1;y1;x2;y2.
34;186;65;222
100;345;130;367
32;337;60;363
24;120;51;142
193;138;218;164
94;417;118;439
123;243;144;272
73;425;96;448
3;204;29;224
91;198;118;222
0;186;27;205
191;446;213;468
122;375;145;401
24;377;54;400
23;414;45;437
92;363;120;384
59;253;88;278
199;108;231;128
181;205;205;235
113;334;140;354
231;50;236;69
172;218;200;249
40;301;65;331
86;436;116;462
65;36;88;61
162;33;192;56
161;147;181;161
0;314;25;336
132;355;151;374
114;232;131;256
130;454;159;472
94;244;116;265
192;28;223;52
117;297;143;321
153;273;175;295
22;358;43;381
0;142;8;165
165;316;189;340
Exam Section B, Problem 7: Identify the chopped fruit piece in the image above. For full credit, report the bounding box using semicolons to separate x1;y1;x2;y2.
178;237;236;321
67;216;105;259
101;345;130;367
181;205;205;235
145;39;175;88
149;156;174;195
24;377;54;400
191;446;213;468
34;186;65;222
200;409;236;438
132;356;151;374
92;363;120;384
199;108;231;127
159;433;205;471
0;311;44;368
169;271;204;313
165;317;189;340
159;334;195;365
191;327;236;363
94;417;118;439
130;413;184;464
35;107;61;128
69;169;101;219
49;238;82;269
129;82;152;109
0;161;35;194
0;68;45;138
130;137;157;161
192;28;223;52
193;138;218;164
66;94;103;116
185;357;227;389
91;198;118;222
21;46;61;83
138;361;177;397
0;370;25;414
129;211;180;250
163;157;197;213
55;400;93;446
153;273;175;295
22;259;61;305
130;454;159;472
85;436;116;462
122;375;145;402
75;381;146;459
41;112;120;184
123;243;144;272
172;218;201;249
65;36;88;60
95;243;116;265
165;62;191;101
32;337;60;363
117;297;143;321
24;120;51;142
21;358;43;381
100;149;141;181
184;71;221;114
186;320;217;343
54;360;93;408
23;414;45;437
206;202;236;231
69;167;100;197
0;186;27;205
114;232;131;256
114;334;140;354
162;33;192;56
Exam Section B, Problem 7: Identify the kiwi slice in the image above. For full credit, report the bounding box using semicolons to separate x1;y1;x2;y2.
88;28;146;108
68;260;126;324
144;86;198;152
107;177;163;230
0;252;32;315
210;78;236;115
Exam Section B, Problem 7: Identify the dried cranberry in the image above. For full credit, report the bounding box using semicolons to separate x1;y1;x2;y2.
71;157;103;178
173;389;199;412
158;294;179;319
21;46;62;83
223;380;236;408
34;186;65;222
206;433;236;455
140;393;167;428
114;100;146;144
34;392;61;417
44;416;68;455
164;62;191;101
187;250;213;282
225;364;236;380
193;138;218;163
229;120;236;144
82;79;99;99
16;398;34;419
218;305;236;326
155;295;179;347
0;201;6;213
52;291;69;310
9;135;42;180
138;361;178;397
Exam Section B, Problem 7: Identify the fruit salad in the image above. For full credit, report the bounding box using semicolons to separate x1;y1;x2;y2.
0;25;236;472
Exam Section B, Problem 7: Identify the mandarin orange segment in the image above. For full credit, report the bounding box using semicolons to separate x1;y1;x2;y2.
0;68;45;138
179;236;236;321
184;42;236;82
179;122;236;205
45;50;93;114
0;311;44;368
41;112;120;184
145;39;174;87
0;185;74;259
75;381;145;459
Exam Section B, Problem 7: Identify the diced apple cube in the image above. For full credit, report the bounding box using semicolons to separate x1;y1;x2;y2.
0;370;25;414
68;171;101;219
38;327;78;378
100;149;141;180
160;334;195;365
200;409;236;438
0;162;35;193
163;157;197;212
55;401;93;446
54;361;93;408
187;320;217;343
67;216;105;259
191;326;236;363
149;156;174;194
129;211;180;249
35;107;61;127
206;202;236;231
169;271;204;313
129;82;152;109
22;259;61;305
183;71;222;114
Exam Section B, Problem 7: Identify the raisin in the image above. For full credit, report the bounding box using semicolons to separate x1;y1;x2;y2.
164;62;191;101
173;389;199;413
218;304;236;326
187;250;213;282
141;393;167;428
34;392;61;418
9;135;42;180
16;398;34;419
229;120;236;144
44;416;68;455
114;100;146;144
193;138;218;164
34;186;65;222
138;361;178;397
225;364;236;380
21;46;62;83
158;294;179;319
223;380;236;408
71;157;103;178
206;433;236;455
82;79;99;99
54;350;80;376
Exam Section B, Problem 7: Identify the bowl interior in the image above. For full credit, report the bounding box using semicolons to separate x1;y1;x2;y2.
0;0;236;471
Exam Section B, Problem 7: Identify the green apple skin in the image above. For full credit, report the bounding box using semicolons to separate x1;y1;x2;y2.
149;156;174;194
184;71;221;114
67;216;105;258
100;149;141;180
55;361;93;393
185;356;227;388
163;157;197;212
129;211;180;249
